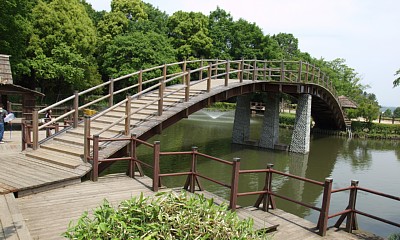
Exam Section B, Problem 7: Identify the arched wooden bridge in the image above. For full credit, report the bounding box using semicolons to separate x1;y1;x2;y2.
24;59;349;172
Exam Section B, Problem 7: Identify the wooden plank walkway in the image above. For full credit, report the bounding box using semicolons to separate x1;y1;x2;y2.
0;193;32;240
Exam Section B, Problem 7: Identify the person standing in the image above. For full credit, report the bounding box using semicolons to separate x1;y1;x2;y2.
0;103;8;144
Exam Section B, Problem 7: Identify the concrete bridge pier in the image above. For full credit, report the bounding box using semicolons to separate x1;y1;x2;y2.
259;93;280;149
232;95;251;144
290;94;312;154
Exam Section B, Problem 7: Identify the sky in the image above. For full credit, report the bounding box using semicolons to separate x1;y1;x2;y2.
86;0;400;107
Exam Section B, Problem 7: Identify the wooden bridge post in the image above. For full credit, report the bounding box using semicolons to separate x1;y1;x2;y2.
153;141;161;192
92;134;99;182
263;61;267;80
252;60;257;81
32;109;39;150
83;115;91;162
280;60;285;82
254;163;276;211
108;78;114;107
298;61;303;82
346;180;359;232
239;58;244;82
311;65;315;82
215;58;219;75
190;146;198;193
207;64;212;92
317;178;333;236
182;59;187;84
128;133;143;178
229;157;241;211
158;65;166;116
138;69;143;94
305;63;309;82
225;60;230;86
185;69;191;102
73;91;79;128
125;94;131;136
199;59;203;81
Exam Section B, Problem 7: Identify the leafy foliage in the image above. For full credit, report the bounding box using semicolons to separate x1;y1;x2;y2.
351;121;400;139
26;0;101;100
64;192;269;239
394;107;400;118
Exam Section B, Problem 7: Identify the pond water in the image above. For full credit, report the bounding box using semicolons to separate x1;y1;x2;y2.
105;110;400;238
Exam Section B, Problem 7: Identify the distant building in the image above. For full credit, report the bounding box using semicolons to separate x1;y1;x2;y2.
0;54;44;120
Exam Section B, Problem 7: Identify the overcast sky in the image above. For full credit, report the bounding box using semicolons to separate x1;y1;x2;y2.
87;0;400;107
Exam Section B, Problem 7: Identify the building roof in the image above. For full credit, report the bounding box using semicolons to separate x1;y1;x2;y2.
0;54;13;84
0;54;44;96
338;95;358;109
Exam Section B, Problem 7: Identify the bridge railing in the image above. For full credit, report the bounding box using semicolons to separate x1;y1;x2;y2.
86;135;399;236
329;180;400;232
27;59;339;149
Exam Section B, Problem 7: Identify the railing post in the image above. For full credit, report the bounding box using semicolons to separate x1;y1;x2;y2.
153;141;161;192
263;61;267;80
125;94;131;136
138;69;143;95
280;60;285;82
240;58;244;82
83;115;91;162
305;63;309;82
21;121;27;151
298;61;302;82
190;146;198;193
207;64;212;92
254;163;275;211
128;133;138;178
318;177;333;236
185;69;191;102
229;157;241;211
158;65;166;116
199;59;203;81
346;180;359;233
92;134;99;182
32;109;39;150
108;78;114;107
252;60;257;81
225;60;230;86
73;90;79;128
214;59;218;78
182;59;187;84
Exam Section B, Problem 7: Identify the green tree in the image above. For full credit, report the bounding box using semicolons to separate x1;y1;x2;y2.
393;107;400;118
271;33;300;59
27;0;101;100
394;69;400;87
208;7;234;59
167;11;212;59
0;0;35;81
229;18;264;59
102;31;176;79
382;108;393;117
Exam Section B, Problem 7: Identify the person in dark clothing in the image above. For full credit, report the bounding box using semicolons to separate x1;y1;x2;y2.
0;103;8;144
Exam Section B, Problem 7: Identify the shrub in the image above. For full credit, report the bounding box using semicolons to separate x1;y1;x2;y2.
64;192;269;239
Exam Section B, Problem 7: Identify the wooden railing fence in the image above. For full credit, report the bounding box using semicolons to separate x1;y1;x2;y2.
86;136;399;237
23;59;340;150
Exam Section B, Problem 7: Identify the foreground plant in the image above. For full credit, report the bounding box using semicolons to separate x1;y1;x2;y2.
64;191;269;239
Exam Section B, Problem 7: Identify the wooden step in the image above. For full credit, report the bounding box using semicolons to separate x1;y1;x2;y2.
67;127;120;138
25;148;83;169
53;133;85;146
0;193;33;240
40;142;84;157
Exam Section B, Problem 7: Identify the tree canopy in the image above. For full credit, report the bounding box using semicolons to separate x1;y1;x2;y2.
0;0;384;112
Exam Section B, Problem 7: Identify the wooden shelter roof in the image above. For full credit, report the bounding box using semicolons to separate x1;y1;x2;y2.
0;54;44;96
338;95;358;109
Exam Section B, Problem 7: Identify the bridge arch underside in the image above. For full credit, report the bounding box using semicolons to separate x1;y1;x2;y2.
140;81;346;142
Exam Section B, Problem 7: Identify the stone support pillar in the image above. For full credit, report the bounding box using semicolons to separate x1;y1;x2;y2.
259;93;280;149
232;95;251;144
290;94;312;154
